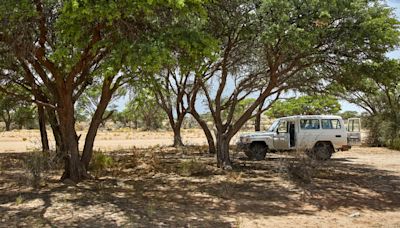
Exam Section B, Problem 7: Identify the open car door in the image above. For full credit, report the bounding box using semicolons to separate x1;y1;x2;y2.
347;118;361;146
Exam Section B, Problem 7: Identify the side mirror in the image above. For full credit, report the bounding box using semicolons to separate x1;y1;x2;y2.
276;128;279;134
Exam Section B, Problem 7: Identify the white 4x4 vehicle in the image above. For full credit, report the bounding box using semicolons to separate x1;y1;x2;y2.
237;115;361;160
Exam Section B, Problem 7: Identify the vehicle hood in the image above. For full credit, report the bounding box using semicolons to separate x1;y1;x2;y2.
240;132;274;138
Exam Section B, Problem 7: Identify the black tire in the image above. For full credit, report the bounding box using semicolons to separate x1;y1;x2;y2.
248;143;267;161
308;142;333;160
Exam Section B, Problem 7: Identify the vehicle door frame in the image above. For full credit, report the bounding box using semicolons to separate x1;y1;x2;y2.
273;119;293;150
347;118;362;145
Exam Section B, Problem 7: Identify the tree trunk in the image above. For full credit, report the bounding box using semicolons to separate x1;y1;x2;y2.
167;112;185;147
81;93;112;170
47;108;65;156
216;133;232;169
81;111;103;170
190;112;216;154
38;105;50;152
2;110;12;131
254;112;262;132
172;123;184;147
4;120;11;131
58;98;87;183
255;98;265;132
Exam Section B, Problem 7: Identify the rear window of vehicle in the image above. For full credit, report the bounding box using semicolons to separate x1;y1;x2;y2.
321;119;341;129
300;119;320;130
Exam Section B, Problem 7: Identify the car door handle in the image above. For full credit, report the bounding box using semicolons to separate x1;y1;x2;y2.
335;135;342;138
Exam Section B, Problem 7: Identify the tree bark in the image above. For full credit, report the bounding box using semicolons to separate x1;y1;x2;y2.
2;111;12;131
81;107;105;170
166;111;185;147
254;112;262;132
47;108;65;156
216;133;232;169
38;105;50;152
81;87;112;170
4;120;11;131
255;96;266;132
190;111;216;154
172;122;184;147
58;96;87;182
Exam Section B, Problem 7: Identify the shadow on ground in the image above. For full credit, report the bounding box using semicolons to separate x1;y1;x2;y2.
0;147;399;227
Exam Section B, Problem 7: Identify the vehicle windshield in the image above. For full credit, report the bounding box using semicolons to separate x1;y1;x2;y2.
267;120;280;132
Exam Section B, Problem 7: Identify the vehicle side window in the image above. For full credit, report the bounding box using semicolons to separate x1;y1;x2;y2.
321;119;341;129
277;121;288;133
300;119;320;130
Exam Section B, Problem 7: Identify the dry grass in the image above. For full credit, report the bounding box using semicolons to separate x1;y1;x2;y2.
0;140;400;227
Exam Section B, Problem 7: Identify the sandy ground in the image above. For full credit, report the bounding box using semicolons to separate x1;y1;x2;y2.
0;129;209;153
0;130;399;227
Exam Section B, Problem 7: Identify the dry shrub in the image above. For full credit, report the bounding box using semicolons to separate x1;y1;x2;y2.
90;150;114;176
129;149;140;168
279;151;323;185
178;159;208;177
24;151;54;188
147;150;162;172
75;122;86;131
218;181;236;199
122;148;164;174
226;171;244;184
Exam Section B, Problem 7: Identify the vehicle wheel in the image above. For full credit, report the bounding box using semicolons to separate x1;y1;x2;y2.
309;142;333;160
249;143;267;161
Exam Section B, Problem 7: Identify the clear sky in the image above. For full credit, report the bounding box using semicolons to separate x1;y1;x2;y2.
117;1;400;114
387;0;400;59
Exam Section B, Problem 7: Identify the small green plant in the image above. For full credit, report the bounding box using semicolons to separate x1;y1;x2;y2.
15;195;24;205
389;138;400;151
178;159;208;177
146;150;162;173
146;200;156;216
90;150;114;176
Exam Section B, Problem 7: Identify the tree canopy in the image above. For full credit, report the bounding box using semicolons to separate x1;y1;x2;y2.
334;59;400;148
266;95;341;118
189;0;400;168
0;0;399;177
0;0;209;182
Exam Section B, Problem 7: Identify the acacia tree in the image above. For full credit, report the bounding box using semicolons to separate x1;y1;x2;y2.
192;0;399;169
0;0;205;182
0;92;19;131
335;60;400;147
127;89;167;130
266;95;341;118
149;17;217;147
0;89;40;134
153;69;191;146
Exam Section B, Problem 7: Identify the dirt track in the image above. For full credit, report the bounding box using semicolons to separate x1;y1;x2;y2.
0;130;399;227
